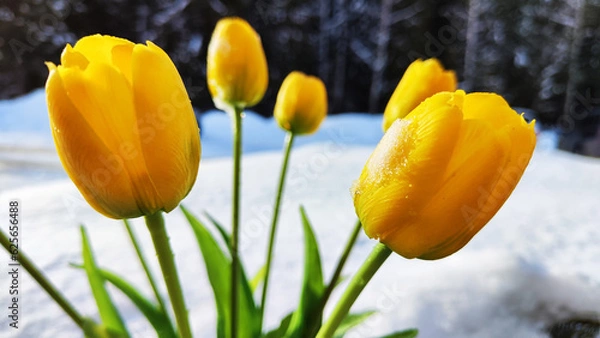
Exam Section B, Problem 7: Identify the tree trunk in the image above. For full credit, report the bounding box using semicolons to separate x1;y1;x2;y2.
463;0;482;92
319;0;331;85
331;0;348;113
559;0;600;156
368;0;394;113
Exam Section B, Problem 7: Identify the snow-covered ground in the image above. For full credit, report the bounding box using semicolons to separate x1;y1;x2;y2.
0;89;599;338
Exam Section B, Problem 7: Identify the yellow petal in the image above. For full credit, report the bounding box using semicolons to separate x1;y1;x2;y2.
131;41;201;212
45;61;57;71
60;44;89;70
58;60;161;214
66;34;134;66
462;93;536;241
63;34;135;83
354;91;464;241
274;71;328;135
46;67;143;218
382;58;457;131
463;92;536;210
58;61;135;153
354;88;537;260
403;119;510;259
111;43;135;84
207;17;268;110
46;35;201;219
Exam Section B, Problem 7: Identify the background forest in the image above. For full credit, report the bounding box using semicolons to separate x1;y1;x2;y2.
0;0;599;155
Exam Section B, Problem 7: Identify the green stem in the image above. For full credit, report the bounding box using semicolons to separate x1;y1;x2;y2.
0;229;87;330
123;220;170;318
259;131;295;328
316;243;392;338
322;221;362;309
145;212;192;338
230;106;244;338
306;220;362;335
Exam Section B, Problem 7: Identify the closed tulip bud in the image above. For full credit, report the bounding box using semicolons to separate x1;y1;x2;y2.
45;34;201;219
382;58;456;131
274;71;328;135
353;90;536;260
207;17;269;111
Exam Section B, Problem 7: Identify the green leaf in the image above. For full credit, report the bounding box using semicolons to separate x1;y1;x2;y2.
80;226;129;337
263;312;294;338
181;205;260;338
333;311;377;338
285;206;325;338
379;329;419;338
250;264;266;294
203;211;231;253
72;263;177;338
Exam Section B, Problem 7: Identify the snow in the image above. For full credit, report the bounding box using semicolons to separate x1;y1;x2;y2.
0;90;599;337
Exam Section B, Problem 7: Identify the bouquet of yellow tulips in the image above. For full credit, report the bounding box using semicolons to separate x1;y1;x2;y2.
0;16;536;338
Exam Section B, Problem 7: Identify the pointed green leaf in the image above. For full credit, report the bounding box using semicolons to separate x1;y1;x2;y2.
80;226;129;337
203;211;231;253
181;205;259;338
285;206;325;338
250;264;266;294
183;208;229;337
333;310;377;338
263;312;294;338
71;263;177;338
379;329;419;338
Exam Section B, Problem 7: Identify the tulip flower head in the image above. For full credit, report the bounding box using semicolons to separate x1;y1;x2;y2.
207;17;269;112
382;58;457;131
353;90;536;260
274;71;328;135
45;34;201;219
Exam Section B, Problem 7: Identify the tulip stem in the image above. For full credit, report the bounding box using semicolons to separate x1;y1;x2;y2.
321;221;362;309
123;220;171;322
145;212;192;338
259;131;295;329
0;228;88;331
316;243;392;338
230;106;244;338
305;220;363;336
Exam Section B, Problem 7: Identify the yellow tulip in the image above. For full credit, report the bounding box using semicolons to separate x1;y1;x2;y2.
274;71;328;135
382;58;456;131
45;34;201;219
352;90;536;260
207;17;268;111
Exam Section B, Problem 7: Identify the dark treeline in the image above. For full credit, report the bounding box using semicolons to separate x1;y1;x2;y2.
0;0;599;155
